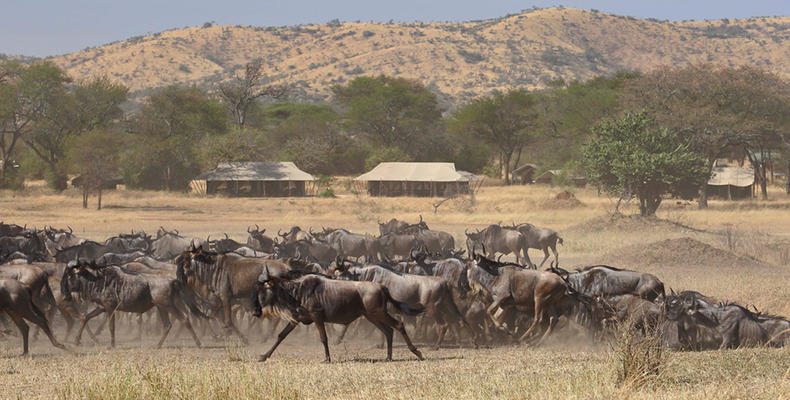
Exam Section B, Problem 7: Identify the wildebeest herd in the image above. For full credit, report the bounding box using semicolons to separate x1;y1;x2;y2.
0;218;788;362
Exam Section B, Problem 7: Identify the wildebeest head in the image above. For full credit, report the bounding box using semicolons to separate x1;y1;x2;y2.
175;244;214;286
61;259;100;302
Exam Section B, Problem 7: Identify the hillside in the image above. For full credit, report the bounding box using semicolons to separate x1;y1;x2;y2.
48;8;790;106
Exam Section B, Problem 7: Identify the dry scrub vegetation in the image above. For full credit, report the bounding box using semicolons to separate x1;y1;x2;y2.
1;183;790;398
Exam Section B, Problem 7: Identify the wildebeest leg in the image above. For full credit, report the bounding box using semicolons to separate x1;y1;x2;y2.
378;314;423;361
14;302;68;353
108;312;116;348
75;306;105;345
137;314;144;342
315;320;331;363
222;300;248;345
259;321;297;362
155;307;173;349
486;298;515;337
538;247;550;269
334;323;350;345
550;243;559;267
173;308;202;348
4;310;30;356
369;320;395;360
519;296;551;343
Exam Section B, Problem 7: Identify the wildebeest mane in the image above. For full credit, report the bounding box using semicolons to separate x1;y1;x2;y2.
578;264;625;272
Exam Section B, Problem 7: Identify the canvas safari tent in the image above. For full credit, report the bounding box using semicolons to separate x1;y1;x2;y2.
706;166;754;200
354;162;471;197
194;162;315;197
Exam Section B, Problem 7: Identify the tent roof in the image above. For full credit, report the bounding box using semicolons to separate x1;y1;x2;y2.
708;166;754;187
354;162;470;182
513;163;538;174
196;162;315;181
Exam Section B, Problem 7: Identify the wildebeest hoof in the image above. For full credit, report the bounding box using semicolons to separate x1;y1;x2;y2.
258;354;269;362
416;352;424;361
321;358;331;364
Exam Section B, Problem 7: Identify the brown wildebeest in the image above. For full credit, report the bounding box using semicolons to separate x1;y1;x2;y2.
466;253;589;344
566;265;665;302
510;223;563;268
378;218;409;236
337;263;478;348
61;261;206;348
0;263;58;317
0;278;68;355
251;268;425;363
603;294;662;333
174;246;290;343
247;225;275;253
465;226;526;265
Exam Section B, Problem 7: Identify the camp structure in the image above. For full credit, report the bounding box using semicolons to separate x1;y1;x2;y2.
354;162;471;197
513;163;537;184
195;162;315;197
706;166;754;200
534;170;587;187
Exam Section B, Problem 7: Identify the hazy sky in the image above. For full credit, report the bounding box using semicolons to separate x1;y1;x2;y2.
3;1;790;57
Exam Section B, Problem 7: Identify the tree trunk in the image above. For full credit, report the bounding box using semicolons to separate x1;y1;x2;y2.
82;184;88;209
97;187;102;210
698;159;715;209
511;146;523;184
502;151;513;185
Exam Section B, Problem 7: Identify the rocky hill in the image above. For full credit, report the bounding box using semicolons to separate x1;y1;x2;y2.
47;7;790;106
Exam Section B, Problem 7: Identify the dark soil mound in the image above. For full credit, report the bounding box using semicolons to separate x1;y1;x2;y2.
541;190;584;209
598;237;770;268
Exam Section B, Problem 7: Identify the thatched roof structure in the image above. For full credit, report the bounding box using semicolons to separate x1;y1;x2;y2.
354;162;470;182
197;162;315;182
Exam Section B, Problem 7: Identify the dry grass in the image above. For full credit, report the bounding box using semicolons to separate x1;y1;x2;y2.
2;182;790;398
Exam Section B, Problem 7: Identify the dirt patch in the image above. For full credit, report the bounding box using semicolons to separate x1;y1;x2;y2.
598;237;772;269
567;213;701;234
540;190;584;209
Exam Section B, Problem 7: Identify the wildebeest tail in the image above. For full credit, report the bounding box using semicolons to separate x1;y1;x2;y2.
172;280;210;319
382;287;424;316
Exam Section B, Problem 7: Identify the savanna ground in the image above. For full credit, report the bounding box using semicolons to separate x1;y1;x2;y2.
1;180;790;399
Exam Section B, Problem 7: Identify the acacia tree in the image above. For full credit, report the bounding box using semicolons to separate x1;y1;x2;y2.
0;61;69;188
626;64;790;205
66;128;125;209
448;90;538;184
584;111;708;216
25;75;127;190
332;75;444;162
218;62;287;129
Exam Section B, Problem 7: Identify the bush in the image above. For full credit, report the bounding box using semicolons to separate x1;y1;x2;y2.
364;146;412;171
611;318;667;390
317;188;336;198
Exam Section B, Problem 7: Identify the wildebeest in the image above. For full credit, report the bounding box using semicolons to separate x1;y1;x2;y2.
465;225;526;265
565;265;665;302
401;219;455;256
510;223;563;268
151;228;205;261
252;268;424;363
0;222;29;238
247;225;275;253
104;231;151;253
55;241;116;264
603;294;662;333
466;253;594;343
61;261;206;347
0;233;48;264
175;246;290;343
321;228;372;262
378;218;409;236
96;251;148;267
0;278;68;355
207;233;246;253
277;226;313;243
337;263;477;348
377;233;422;262
0;263;58;315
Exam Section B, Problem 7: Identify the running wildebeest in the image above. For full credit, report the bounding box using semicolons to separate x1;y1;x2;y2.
466;253;598;343
0;278;68;355
61;261;206;347
376;233;422;262
465;225;526;265
336;263;478;348
378;218;409;236
151;228;206;261
565;265;665;302
251;268;425;363
509;223;563;268
175;245;291;343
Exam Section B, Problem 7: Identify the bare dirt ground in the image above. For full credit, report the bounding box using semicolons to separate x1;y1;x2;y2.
1;183;790;399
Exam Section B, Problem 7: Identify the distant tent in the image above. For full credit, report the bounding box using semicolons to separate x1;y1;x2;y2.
354;162;471;197
534;169;586;187
706;166;754;200
195;162;315;197
513;164;537;184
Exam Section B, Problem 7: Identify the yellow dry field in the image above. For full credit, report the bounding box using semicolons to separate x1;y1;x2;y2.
1;182;790;399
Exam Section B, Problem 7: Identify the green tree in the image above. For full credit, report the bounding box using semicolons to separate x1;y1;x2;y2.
66;128;125;209
584;111;708;216
0;61;70;188
626;64;790;204
448;90;538;184
26;75;127;190
126;85;226;190
332;75;444;161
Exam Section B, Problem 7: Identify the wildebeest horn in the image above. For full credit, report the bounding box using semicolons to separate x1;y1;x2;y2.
190;240;196;251
256;224;260;232
309;227;315;235
419;215;423;223
206;235;211;244
68;226;73;234
465;228;470;236
174;229;179;235
497;254;503;262
247;225;253;233
224;233;229;240
278;229;286;237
